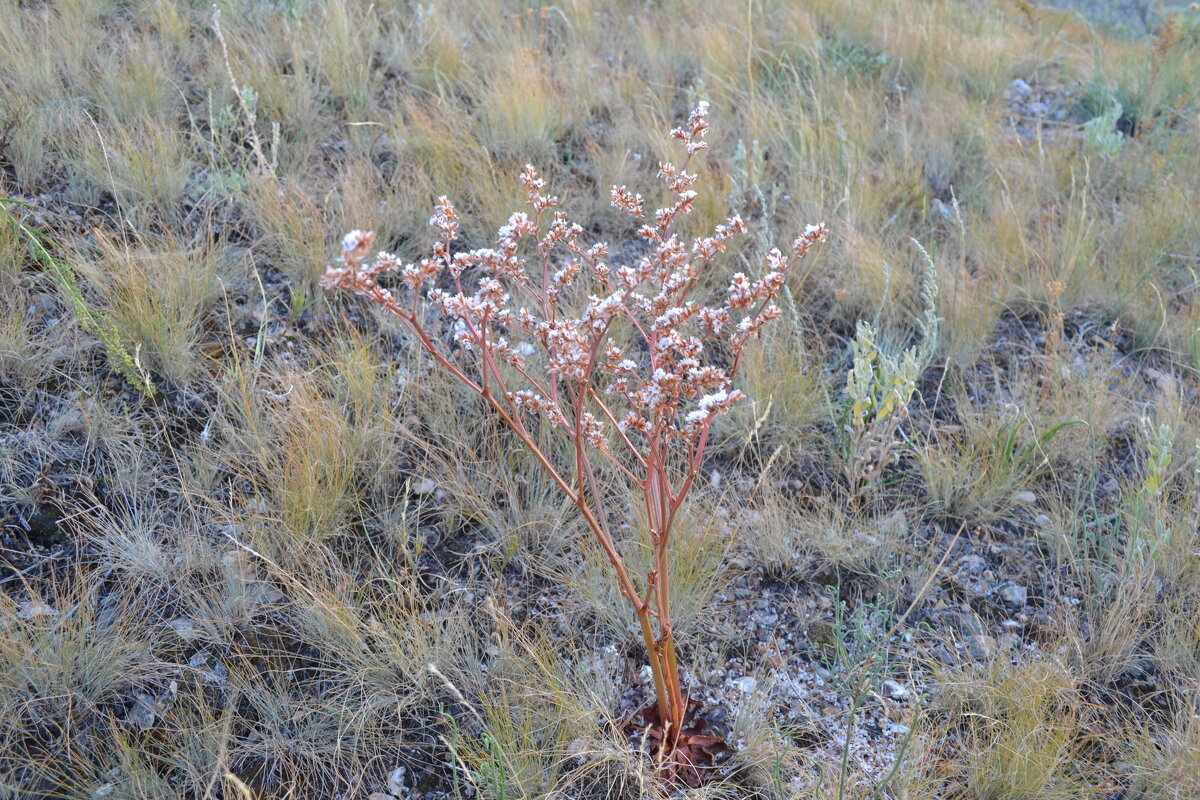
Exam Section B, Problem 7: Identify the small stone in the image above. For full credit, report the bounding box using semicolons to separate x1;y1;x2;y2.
1145;367;1176;393
93;784;115;798
369;794;394;800
222;549;253;577
387;765;407;796
735;676;757;694
999;583;1028;609
954;611;987;637
998;633;1021;651
18;600;58;620
930;643;959;666
411;477;437;495
125;694;157;731
967;634;997;662
753;610;779;627
1012;490;1037;505
807;620;836;648
188;651;228;685
205;661;229;685
931;197;956;223
727;554;750;569
167;618;197;640
260;585;285;604
879;509;907;537
882;679;909;700
959;555;986;575
1007;78;1032;100
567;737;589;759
51;408;87;438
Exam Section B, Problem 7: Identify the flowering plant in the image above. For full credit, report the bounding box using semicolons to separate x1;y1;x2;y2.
322;102;825;785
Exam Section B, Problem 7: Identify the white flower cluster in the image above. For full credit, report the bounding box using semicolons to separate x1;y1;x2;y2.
322;101;826;470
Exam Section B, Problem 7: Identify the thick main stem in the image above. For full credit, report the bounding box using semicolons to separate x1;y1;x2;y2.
390;250;686;752
647;457;686;743
479;358;678;729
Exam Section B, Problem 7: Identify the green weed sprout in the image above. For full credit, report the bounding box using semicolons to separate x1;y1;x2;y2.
840;241;939;500
0;198;155;395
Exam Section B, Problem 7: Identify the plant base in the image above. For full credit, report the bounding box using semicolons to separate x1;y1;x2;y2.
632;699;728;788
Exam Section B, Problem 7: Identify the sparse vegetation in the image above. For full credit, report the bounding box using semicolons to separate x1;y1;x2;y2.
1;1;1199;798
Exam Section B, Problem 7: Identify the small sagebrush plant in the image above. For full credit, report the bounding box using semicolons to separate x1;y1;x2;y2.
1084;100;1125;159
322;102;826;786
841;243;939;500
1126;419;1175;565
